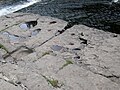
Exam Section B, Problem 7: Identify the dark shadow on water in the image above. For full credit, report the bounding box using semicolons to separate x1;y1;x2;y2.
78;3;120;34
18;1;120;34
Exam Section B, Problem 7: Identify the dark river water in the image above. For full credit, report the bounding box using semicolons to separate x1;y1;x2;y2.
0;0;120;34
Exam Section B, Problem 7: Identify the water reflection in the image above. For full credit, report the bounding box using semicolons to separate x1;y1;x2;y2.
19;23;30;30
51;45;63;51
2;31;19;43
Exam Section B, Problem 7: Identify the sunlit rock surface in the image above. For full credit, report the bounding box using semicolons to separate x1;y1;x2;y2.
0;13;120;90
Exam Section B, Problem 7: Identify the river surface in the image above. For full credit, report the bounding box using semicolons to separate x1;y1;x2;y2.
0;0;42;16
0;0;120;34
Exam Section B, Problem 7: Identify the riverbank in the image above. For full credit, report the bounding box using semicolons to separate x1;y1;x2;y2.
18;1;120;34
0;13;120;90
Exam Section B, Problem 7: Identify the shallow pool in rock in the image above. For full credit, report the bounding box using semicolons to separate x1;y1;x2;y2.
19;20;38;30
51;45;63;51
19;23;30;30
2;32;19;42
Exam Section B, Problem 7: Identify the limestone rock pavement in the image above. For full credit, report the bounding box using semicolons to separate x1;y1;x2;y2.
0;13;120;90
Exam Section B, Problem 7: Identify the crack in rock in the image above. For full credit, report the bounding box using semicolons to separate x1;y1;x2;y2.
0;72;29;90
75;61;120;85
3;46;34;59
95;73;120;84
33;22;74;49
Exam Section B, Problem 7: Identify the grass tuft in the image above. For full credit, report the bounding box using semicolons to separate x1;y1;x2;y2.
41;52;50;57
41;75;62;88
59;60;73;70
0;43;9;53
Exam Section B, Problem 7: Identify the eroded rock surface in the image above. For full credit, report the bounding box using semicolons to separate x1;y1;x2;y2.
0;13;120;90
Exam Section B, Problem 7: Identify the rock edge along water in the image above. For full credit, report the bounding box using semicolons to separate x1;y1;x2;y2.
18;0;120;34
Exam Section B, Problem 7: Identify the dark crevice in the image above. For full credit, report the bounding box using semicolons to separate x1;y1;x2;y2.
25;18;39;28
94;73;120;84
55;22;75;36
25;21;37;28
78;37;88;45
49;21;57;24
0;72;29;90
98;73;120;79
75;61;120;85
33;22;74;49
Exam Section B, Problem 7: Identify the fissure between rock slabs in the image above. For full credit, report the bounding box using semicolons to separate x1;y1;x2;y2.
2;21;74;60
75;61;120;85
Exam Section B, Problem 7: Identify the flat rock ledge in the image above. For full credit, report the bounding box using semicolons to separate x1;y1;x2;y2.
0;13;120;90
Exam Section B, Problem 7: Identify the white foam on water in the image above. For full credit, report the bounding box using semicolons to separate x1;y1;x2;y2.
113;0;119;2
0;0;41;16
